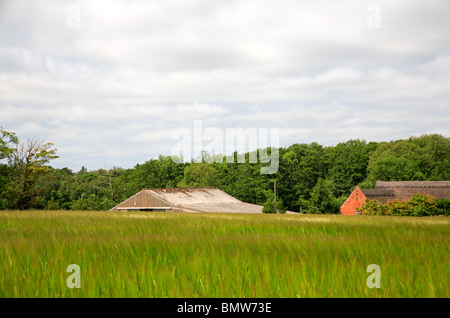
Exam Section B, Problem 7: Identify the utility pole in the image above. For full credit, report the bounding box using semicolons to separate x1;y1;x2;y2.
274;180;277;213
108;169;114;200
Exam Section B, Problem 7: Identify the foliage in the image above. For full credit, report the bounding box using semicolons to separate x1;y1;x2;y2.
0;129;449;212
358;194;445;216
178;163;218;188
277;143;329;211
365;134;450;183
437;199;450;216
0;127;19;160
0;164;13;209
72;193;114;211
2;134;59;209
302;178;342;214
262;192;286;214
276;198;287;214
262;197;276;214
327;139;378;196
357;199;388;215
407;193;439;216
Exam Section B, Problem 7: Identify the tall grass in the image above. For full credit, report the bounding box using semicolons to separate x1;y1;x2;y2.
0;211;448;297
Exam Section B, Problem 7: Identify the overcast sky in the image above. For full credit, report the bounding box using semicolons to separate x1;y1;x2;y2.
1;0;449;171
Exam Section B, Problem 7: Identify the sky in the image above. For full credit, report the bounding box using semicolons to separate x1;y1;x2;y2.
0;0;449;171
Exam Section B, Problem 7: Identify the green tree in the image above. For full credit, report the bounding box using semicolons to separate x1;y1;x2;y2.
327;139;378;197
307;178;340;214
9;139;58;209
0;164;13;209
178;163;218;188
262;191;286;214
0;127;18;160
223;155;270;205
276;198;287;214
32;167;75;210
262;196;276;214
365;134;450;183
277;143;330;211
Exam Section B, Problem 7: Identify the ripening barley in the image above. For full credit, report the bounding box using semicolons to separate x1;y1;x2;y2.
0;211;448;297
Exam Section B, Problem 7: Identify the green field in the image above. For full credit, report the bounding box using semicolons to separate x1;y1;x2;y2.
0;210;448;298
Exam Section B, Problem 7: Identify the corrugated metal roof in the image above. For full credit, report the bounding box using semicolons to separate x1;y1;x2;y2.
146;188;242;206
110;188;296;214
177;202;264;214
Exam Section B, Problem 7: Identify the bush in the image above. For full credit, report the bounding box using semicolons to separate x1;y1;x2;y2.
262;195;287;214
386;199;413;216
46;200;60;210
437;199;450;216
408;193;439;216
262;198;276;214
357;199;388;215
277;199;287;214
308;178;340;214
358;194;446;216
72;194;114;211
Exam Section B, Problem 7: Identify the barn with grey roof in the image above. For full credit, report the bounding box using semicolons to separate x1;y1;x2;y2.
109;188;289;214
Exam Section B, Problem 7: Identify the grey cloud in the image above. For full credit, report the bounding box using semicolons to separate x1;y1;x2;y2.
0;0;449;170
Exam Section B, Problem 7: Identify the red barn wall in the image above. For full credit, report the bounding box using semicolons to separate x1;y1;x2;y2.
340;186;367;215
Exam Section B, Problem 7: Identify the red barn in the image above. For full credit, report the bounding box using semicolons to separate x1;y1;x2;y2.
340;181;450;215
340;185;367;215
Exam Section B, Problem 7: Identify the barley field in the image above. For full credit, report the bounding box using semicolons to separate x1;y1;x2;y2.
0;210;448;298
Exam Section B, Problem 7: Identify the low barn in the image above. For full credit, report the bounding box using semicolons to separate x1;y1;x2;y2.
340;181;450;215
109;188;268;213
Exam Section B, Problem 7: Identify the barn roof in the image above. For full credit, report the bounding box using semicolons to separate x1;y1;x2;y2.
361;189;396;204
110;187;295;214
375;181;450;189
361;181;450;203
145;188;265;213
146;188;242;205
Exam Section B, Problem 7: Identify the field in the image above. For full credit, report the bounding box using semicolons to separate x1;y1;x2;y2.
0;210;448;298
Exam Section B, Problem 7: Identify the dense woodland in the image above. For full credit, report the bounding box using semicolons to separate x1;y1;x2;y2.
1;126;449;213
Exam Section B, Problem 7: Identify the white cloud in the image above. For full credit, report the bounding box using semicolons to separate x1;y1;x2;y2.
0;0;449;170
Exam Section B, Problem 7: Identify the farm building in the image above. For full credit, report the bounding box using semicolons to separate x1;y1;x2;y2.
109;187;284;213
340;181;450;215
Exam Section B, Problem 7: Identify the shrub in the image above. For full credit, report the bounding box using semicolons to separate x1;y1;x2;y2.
358;194;446;216
437;199;450;216
262;195;287;214
262;198;275;214
386;199;413;216
46;200;60;210
408;193;439;216
276;199;287;214
357;199;387;215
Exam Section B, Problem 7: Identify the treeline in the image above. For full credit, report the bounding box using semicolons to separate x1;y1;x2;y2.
1;127;449;213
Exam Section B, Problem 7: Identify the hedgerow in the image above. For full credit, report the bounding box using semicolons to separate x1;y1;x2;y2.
357;194;449;216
